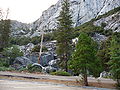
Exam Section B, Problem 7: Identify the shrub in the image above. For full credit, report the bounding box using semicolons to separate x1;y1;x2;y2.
0;67;15;71
10;36;31;45
0;67;9;71
31;36;41;45
31;45;40;52
50;71;71;76
43;33;55;42
103;29;113;36
101;22;107;28
0;58;9;67
18;67;28;72
32;45;48;52
96;6;120;20
75;21;105;35
27;64;42;73
2;45;23;65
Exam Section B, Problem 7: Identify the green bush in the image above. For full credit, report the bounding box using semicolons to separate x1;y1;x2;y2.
43;33;55;42
103;29;113;36
27;64;42;73
31;36;41;45
75;21;105;36
10;36;31;45
18;67;28;72
0;58;9;67
32;45;48;52
31;45;40;52
50;71;71;76
0;67;15;71
101;22;107;28
2;45;23;65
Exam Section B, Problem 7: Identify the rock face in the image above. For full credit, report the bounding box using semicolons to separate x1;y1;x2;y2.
94;12;120;32
10;0;120;37
10;20;31;37
32;0;120;33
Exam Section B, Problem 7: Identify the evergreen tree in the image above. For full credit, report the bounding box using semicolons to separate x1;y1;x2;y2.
56;0;73;71
108;33;120;86
3;45;23;65
97;37;111;71
69;32;102;86
0;19;11;51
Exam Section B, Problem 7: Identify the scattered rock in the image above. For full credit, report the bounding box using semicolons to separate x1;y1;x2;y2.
92;33;107;43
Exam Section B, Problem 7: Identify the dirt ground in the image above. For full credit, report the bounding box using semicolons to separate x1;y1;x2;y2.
0;75;116;89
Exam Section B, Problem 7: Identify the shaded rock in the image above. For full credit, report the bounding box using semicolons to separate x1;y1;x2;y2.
40;52;54;66
13;56;32;66
92;33;107;43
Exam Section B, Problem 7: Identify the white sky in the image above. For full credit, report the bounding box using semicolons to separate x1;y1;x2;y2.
0;0;58;23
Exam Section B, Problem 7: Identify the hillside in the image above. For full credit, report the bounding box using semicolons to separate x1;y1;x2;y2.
31;0;120;33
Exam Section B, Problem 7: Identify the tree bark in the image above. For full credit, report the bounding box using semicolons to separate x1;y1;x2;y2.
117;79;120;86
83;68;88;86
83;74;88;86
65;59;68;72
64;53;68;72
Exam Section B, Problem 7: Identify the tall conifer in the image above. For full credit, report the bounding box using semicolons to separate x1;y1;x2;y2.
56;0;73;71
108;33;120;86
69;32;101;86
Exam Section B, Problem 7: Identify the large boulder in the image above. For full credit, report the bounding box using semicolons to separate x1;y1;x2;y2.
43;66;57;73
48;59;58;67
13;56;32;69
40;52;54;66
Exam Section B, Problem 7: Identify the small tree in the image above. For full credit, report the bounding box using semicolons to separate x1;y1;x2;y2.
108;33;120;86
69;32;101;86
56;0;73;71
97;37;111;71
0;9;11;51
2;45;23;65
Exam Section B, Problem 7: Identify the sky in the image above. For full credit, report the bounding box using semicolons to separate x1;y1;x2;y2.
0;0;58;23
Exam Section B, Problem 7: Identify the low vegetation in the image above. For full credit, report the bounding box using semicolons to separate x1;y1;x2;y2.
0;67;15;71
50;71;71;76
32;45;48;52
27;64;42;73
0;45;23;67
95;6;120;20
10;33;55;46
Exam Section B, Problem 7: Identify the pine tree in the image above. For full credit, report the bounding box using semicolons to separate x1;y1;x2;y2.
69;32;102;86
108;33;120;86
97;37;111;71
0;19;11;51
56;0;73;71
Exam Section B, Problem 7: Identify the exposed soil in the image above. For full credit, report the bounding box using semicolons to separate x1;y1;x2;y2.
0;75;116;89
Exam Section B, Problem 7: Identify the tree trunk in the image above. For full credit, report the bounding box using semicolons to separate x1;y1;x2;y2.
83;68;88;86
64;53;68;72
65;60;68;72
117;79;120;86
83;74;88;86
